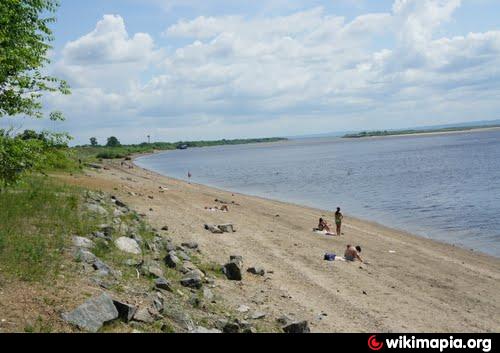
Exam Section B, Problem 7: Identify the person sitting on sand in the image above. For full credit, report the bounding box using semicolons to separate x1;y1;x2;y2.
344;245;363;263
335;207;344;236
317;218;331;232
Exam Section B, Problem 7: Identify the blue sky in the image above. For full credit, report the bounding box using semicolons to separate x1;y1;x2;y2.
4;0;500;144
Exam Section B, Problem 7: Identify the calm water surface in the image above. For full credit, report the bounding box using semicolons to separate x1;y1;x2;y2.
136;130;500;257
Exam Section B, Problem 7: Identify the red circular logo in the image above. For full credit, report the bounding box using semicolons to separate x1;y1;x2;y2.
368;335;384;351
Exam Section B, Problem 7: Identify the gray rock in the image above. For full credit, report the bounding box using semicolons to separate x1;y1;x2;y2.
62;293;118;333
251;312;266;320
176;250;191;261
111;197;127;208
180;271;203;289
218;224;235;233
73;249;97;264
154;278;172;291
276;315;293;326
115;237;142;255
247;267;266;276
223;260;243;281
85;203;108;216
165;252;181;268
164;307;195;331
92;259;113;276
113;300;137;323
181;242;199;250
124;258;142;267
204;224;223;234
165;241;176;252
141;263;164;278
92;231;111;241
72;236;95;249
193;326;222;333
282;320;310;333
203;288;214;301
230;255;243;265
133;307;155;323
223;321;240;333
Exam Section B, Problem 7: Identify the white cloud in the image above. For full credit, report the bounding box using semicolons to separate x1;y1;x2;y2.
43;1;500;144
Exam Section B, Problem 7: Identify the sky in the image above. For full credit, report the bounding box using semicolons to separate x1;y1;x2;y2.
4;0;500;144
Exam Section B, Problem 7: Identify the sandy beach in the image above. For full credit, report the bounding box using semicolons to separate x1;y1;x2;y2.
61;160;500;333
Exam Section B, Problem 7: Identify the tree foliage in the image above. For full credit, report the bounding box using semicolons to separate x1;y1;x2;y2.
106;136;120;147
0;0;70;119
89;137;98;146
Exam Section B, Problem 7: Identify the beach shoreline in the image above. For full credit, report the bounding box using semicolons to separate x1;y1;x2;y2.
60;159;500;332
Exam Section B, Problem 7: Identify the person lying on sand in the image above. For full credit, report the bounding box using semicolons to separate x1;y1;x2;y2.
344;245;363;263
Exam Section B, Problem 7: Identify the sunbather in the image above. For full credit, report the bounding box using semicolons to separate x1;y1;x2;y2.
316;218;332;232
344;245;363;263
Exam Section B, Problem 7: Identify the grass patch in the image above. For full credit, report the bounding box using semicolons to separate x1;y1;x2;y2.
0;177;97;281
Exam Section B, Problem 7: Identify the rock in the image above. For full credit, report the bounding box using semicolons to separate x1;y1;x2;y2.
282;320;310;333
62;293;118;333
203;288;214;301
251;312;266;320
112;197;127;208
86;163;103;170
217;224;235;233
124;259;142;267
223;321;240;333
204;224;223;234
165;241;176;252
164;307;195;331
237;305;250;313
193;326;222;333
230;255;243;265
154;278;172;291
223;260;243;281
164;252;181;268
115;237;142;255
188;295;202;307
247;267;266;276
180;271;203;289
73;249;97;264
176;250;191;261
113;300;137;323
72;236;95;249
92;259;114;276
92;231;111;241
161;226;169;231
181;242;199;250
133;307;155;324
276;315;293;326
142;263;164;278
85;203;108;216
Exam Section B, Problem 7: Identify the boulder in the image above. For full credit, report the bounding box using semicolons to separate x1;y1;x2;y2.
161;226;169;231
111;197;127;208
133;307;155;324
164;252;181;268
217;224;235;233
92;231;111;242
192;326;222;334
85;203;108;216
181;242;199;250
282;320;310;333
72;236;95;250
223;259;243;281
247;267;266;276
92;259;114;276
203;288;214;301
73;249;96;264
180;271;203;289
113;300;137;323
61;293;118;333
141;263;164;278
251;312;266;320
115;237;142;255
154;278;172;292
204;224;223;234
164;307;195;331
176;250;191;262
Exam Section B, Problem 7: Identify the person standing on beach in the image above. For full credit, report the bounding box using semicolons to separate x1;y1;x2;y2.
335;207;343;236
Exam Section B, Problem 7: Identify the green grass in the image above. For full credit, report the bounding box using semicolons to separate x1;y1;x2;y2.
0;177;97;281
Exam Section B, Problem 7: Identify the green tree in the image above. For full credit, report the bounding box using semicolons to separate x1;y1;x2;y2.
0;0;71;189
90;137;98;146
106;136;120;147
0;0;70;119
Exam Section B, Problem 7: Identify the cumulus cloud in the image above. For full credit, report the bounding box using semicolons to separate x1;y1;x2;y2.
43;0;500;144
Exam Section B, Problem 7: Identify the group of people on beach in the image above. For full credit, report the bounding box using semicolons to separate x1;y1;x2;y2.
316;207;344;236
316;207;364;263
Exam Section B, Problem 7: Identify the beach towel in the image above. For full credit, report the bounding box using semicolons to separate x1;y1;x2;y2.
314;230;335;236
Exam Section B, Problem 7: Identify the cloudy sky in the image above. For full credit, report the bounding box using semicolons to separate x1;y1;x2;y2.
7;0;500;144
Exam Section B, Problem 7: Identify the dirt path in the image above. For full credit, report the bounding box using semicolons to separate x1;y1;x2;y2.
60;161;500;332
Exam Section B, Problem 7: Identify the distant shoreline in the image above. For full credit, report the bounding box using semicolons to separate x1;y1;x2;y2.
342;125;500;139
